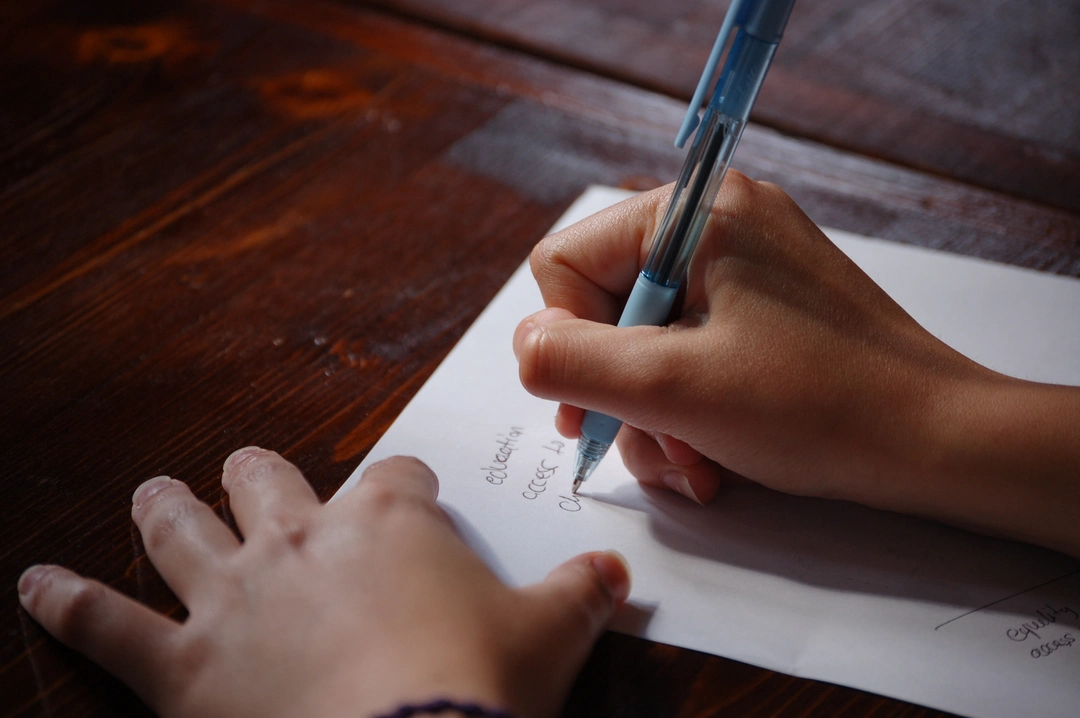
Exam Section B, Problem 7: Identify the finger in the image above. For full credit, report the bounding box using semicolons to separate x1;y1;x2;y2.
337;455;440;516
528;173;779;326
554;403;584;438
517;551;630;663
655;432;704;465
515;309;589;441
131;476;240;604
221;447;320;537
513;307;577;362
617;425;726;505
530;187;670;323
19;565;179;709
516;312;700;429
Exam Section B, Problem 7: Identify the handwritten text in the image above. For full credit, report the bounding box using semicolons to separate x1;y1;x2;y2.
482;427;524;485
1005;604;1078;659
1005;604;1078;642
523;459;558;500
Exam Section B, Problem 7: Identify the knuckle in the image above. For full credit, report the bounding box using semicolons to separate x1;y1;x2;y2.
358;481;436;524
361;481;406;515
529;237;572;301
529;237;554;278
263;509;312;549
758;179;798;212
518;323;568;398
54;580;110;645
713;169;763;218
724;168;756;194
757;178;782;195
141;499;199;554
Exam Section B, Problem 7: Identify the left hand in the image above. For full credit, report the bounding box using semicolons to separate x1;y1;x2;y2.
18;449;630;718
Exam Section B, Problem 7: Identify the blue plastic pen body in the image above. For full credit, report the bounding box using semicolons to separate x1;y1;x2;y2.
571;0;795;492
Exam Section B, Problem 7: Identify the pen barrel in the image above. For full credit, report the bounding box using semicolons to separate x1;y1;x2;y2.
642;108;745;287
713;30;780;121
739;0;797;45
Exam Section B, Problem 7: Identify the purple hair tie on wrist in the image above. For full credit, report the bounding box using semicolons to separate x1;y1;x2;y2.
373;699;516;718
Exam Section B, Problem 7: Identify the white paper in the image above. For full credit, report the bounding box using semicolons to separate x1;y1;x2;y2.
338;187;1080;718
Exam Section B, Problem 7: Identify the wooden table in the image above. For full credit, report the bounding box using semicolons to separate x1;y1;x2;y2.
2;0;1077;715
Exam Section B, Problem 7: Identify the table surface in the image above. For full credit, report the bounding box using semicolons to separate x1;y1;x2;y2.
2;0;1078;716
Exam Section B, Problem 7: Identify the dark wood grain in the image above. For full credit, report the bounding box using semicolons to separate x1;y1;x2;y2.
358;0;1080;213
0;0;1075;716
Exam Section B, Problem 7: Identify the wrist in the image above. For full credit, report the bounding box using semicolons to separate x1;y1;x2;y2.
304;661;521;718
370;698;517;718
897;371;1080;556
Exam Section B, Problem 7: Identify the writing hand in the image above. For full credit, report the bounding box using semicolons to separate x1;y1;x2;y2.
514;173;1080;557
19;450;630;718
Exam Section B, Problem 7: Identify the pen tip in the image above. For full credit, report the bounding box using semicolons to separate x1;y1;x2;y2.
572;451;601;493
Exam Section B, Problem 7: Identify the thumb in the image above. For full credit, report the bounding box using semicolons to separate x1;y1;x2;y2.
517;551;631;655
500;552;630;717
515;308;692;424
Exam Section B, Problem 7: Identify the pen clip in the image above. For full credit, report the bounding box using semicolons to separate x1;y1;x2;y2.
674;0;748;149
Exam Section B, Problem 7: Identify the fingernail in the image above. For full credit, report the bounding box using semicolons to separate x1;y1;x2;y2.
591;551;631;604
18;565;51;598
662;471;703;506
132;476;173;506
224;446;262;472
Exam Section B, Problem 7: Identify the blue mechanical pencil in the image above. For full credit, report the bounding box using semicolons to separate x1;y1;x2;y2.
571;0;797;492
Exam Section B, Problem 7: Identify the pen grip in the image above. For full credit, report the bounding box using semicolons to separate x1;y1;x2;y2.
580;410;622;448
580;275;678;447
617;274;680;328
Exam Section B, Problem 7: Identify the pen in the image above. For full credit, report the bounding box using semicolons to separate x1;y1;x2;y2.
572;0;797;493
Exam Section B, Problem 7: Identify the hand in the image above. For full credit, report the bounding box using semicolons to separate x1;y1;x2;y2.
18;450;631;718
515;172;972;504
514;173;1080;556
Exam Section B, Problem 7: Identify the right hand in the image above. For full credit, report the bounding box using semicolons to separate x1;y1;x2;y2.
514;173;1080;556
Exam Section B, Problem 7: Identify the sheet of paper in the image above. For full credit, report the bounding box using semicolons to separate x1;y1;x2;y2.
337;187;1080;718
